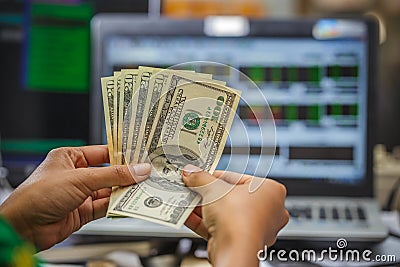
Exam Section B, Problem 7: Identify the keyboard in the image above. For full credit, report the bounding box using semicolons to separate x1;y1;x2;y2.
287;205;366;222
279;197;387;241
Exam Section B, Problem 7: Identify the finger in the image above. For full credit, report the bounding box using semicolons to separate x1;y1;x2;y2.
47;145;110;169
212;170;253;185
184;212;208;239
281;209;290;229
92;197;110;220
267;236;277;247
92;188;112;200
74;145;110;168
182;165;216;188
75;163;151;193
183;165;234;204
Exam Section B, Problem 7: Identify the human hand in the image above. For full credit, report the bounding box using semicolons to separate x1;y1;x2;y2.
0;145;151;250
183;167;289;267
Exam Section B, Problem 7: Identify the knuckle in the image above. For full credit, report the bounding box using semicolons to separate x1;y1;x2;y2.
283;209;290;226
48;147;65;157
279;183;287;197
185;172;201;186
185;177;198;187
268;237;278;247
189;171;202;179
86;168;96;178
47;147;74;159
185;179;195;188
113;165;130;180
267;179;287;198
91;190;99;200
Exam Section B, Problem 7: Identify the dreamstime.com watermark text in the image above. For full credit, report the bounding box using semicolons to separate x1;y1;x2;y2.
257;238;397;263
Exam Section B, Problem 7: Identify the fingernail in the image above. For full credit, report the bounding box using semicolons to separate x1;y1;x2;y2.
129;163;151;182
183;164;202;176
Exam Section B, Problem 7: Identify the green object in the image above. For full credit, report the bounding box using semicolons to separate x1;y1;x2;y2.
330;65;340;81
26;3;93;93
288;67;297;82
182;112;201;130
271;67;281;83
308;105;320;122
350;104;358;116
331;104;342;116
249;66;265;82
1;139;85;154
309;66;320;84
351;66;359;77
0;217;40;267
286;105;297;121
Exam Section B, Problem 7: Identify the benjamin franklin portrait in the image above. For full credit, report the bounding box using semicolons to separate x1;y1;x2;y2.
146;145;204;192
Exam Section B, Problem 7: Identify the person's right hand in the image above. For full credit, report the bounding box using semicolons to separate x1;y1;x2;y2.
182;167;289;267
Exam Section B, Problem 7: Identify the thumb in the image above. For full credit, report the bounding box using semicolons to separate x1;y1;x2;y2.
182;164;216;188
77;163;151;192
182;165;232;203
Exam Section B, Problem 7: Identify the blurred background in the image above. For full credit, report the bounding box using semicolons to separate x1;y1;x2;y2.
0;0;400;200
0;1;400;266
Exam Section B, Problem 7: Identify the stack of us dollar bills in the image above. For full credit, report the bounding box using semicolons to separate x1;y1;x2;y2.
101;66;241;228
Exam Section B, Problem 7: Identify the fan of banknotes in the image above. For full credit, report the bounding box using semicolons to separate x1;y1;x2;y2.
101;66;241;228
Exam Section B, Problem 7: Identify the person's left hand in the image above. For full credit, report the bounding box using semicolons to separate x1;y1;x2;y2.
0;145;151;250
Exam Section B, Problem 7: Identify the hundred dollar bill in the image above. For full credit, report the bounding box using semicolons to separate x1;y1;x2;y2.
100;76;116;165
134;70;216;163
125;67;196;164
107;69;138;216
109;73;241;228
109;172;201;228
125;67;159;165
113;72;122;164
102;75;120;216
109;69;204;217
146;73;240;173
119;69;138;164
108;67;156;217
134;71;169;163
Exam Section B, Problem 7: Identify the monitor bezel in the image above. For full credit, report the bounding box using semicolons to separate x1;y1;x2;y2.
90;15;378;197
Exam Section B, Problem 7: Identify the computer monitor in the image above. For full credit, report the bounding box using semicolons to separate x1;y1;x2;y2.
0;2;93;187
90;15;378;197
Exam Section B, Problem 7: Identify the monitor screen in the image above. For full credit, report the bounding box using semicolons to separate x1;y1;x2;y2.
99;20;369;184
